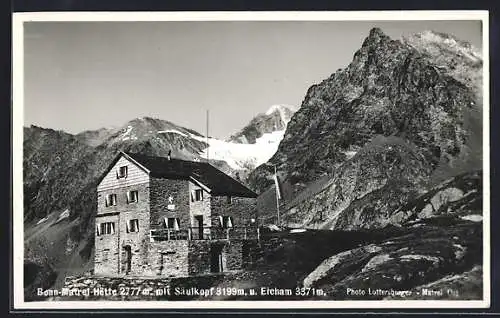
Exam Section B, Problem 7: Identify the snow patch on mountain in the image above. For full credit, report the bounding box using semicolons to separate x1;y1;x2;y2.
460;214;482;222
192;130;285;170
36;216;49;225
56;209;70;223
158;129;189;137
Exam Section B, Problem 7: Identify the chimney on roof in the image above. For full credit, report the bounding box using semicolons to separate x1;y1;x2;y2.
167;150;171;161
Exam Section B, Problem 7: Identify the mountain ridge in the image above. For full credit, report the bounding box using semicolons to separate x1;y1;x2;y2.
248;27;482;230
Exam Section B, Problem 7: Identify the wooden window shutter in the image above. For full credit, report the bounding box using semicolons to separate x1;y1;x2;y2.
190;191;195;202
163;218;168;228
111;222;115;234
96;224;100;236
218;216;223;227
126;191;131;204
227;216;233;228
126;220;130;233
174;218;180;231
105;195;109;207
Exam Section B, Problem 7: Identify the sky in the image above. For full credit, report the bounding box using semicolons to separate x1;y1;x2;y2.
23;20;482;139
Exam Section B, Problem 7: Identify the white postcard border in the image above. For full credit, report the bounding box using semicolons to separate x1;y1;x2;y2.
12;10;490;310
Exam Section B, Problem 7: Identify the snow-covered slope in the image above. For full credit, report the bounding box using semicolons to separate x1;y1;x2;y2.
196;105;297;170
195;130;286;170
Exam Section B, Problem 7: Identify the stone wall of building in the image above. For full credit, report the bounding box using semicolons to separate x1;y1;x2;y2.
188;240;212;275
186;239;260;275
97;181;150;216
94;214;120;276
189;181;212;238
149;178;190;230
149;241;190;277
241;239;261;269
96;182;151;277
225;240;243;270
210;196;258;227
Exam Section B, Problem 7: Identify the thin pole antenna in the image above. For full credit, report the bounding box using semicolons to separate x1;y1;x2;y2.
206;109;209;161
274;164;280;226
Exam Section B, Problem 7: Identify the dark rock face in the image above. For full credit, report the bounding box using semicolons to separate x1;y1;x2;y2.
248;28;480;196
24;126;95;222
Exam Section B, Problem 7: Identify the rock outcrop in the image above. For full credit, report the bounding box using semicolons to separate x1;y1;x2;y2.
302;217;482;300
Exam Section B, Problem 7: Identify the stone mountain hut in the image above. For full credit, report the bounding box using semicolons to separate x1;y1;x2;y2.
94;151;259;278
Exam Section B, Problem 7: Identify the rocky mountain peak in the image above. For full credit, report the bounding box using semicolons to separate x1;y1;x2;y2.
264;104;297;127
361;27;392;47
126;116;171;130
248;28;481;228
228;104;297;144
369;27;385;37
